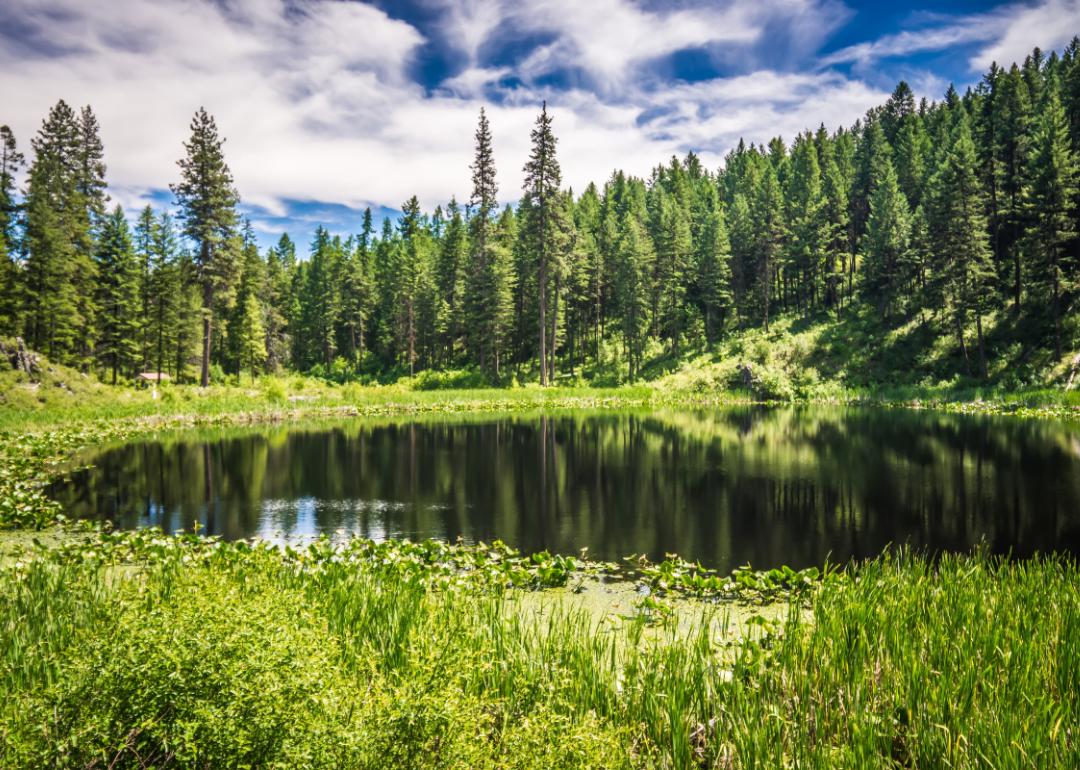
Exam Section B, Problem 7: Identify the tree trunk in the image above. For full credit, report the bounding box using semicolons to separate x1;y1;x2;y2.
1013;223;1022;316
550;274;560;383
539;208;547;387
201;283;213;388
1054;269;1062;362
976;305;988;383
956;312;971;376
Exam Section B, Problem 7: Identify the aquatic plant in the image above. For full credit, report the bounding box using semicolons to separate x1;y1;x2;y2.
2;532;1077;768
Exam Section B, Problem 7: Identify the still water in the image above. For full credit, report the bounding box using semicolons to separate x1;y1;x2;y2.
50;406;1080;571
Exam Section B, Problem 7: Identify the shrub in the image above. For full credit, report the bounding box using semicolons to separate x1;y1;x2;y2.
263;378;288;404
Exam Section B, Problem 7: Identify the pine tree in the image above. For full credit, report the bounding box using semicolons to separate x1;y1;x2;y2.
304;226;341;371
70;106;108;367
822;158;851;317
785;133;825;318
753;163;785;333
521;102;562;385
615;211;653;379
149;210;182;379
229;223;266;377
469;108;499;374
863;159;910;326
651;180;691;355
340;209;373;372
237;292;266;385
134;205;157;369
926;110;995;378
438;200;467;364
697;207;733;346
0;126;24;335
23;100;85;361
95;205;140;383
994;64;1033;310
170;108;240;386
894;115;929;209
486;205;517;380
852;119;893;248
1024;76;1078;361
396;197;429;376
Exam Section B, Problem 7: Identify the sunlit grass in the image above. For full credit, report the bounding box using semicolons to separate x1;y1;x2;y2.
2;534;1076;768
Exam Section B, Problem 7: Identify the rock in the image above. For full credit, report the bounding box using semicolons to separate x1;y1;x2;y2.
739;364;761;389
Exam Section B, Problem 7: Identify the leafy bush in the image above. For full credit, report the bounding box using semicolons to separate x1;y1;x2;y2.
411;368;490;391
262;377;288;404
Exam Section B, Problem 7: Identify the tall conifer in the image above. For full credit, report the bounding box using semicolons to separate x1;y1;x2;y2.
1024;77;1078;361
522;103;562;385
170;108;240;386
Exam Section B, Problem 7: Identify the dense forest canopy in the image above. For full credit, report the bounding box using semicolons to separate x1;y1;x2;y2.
1;40;1078;388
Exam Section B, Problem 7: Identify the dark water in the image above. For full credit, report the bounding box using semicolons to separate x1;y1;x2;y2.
49;406;1080;571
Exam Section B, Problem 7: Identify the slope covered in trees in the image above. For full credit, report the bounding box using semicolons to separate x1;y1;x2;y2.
2;40;1080;393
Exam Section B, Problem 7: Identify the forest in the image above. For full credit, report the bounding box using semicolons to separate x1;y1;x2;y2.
0;41;1077;390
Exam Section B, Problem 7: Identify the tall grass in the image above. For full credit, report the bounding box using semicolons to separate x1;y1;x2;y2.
2;539;1077;768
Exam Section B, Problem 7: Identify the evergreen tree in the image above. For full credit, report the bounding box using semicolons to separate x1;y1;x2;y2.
521;102;562;385
303;227;341;371
134;205;157;369
95;205;140;383
0;126;24;335
615;210;653;379
71;106;108;367
863;159;910;326
341;209;373;372
697;207;733;346
785;133;825;318
994;64;1033;310
822;158;851;317
149;210;182;379
1024;77;1078;361
852;119;893;248
753;163;785;333
396;197;429;376
23;100;86;362
170;107;240;386
438;200;467;364
894;115;929;209
469;108;499;374
237;292;266;384
926;110;995;378
229;222;266;377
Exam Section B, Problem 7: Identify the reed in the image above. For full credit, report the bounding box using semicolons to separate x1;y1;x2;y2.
2;531;1077;768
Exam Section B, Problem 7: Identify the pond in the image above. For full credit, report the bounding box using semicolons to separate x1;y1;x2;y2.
49;406;1080;571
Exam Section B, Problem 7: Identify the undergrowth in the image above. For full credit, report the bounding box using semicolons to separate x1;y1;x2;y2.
1;532;1076;768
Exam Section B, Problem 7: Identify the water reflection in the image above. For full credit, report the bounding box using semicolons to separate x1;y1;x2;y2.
49;406;1080;571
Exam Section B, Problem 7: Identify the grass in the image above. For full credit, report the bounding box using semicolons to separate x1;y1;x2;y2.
3;317;1080;766
1;531;1077;768
5;297;1080;432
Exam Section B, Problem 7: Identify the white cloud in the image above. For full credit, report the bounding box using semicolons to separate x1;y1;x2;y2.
0;0;897;239
823;0;1079;75
970;0;1080;71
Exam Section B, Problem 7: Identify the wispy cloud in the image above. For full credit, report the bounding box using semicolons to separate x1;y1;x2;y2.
0;0;1064;249
822;0;1079;75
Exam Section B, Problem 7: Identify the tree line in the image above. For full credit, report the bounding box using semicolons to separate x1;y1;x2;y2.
0;40;1077;387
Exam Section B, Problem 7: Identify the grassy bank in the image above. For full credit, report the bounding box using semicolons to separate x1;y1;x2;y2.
6;300;1080;431
2;530;1077;768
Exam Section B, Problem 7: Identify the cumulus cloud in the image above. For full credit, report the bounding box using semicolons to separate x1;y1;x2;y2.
2;0;1055;246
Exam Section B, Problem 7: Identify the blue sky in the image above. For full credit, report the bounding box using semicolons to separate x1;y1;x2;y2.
0;0;1075;252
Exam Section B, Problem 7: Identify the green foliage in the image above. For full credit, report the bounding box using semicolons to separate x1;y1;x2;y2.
2;525;1078;768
